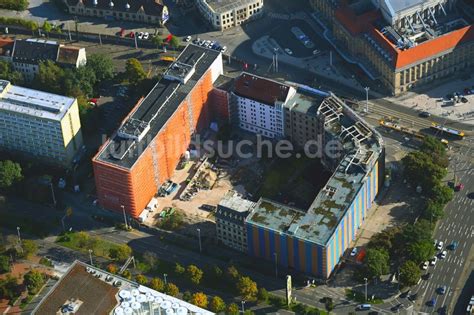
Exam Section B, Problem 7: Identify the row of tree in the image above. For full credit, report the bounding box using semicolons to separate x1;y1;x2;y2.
364;136;453;287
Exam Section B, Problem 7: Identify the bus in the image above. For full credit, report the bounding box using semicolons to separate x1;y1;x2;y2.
430;123;465;139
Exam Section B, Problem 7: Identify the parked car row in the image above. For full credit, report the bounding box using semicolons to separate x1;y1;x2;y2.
192;38;227;53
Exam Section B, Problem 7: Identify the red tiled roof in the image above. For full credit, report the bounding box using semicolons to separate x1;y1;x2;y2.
0;37;14;56
234;72;291;106
394;25;474;69
57;46;81;64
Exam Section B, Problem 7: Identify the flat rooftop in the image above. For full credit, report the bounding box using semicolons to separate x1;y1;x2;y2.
218;191;255;213
0;80;75;121
203;0;260;13
247;94;383;246
284;90;325;117
96;44;221;169
34;261;214;315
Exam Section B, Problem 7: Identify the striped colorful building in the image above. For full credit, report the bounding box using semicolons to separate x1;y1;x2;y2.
245;94;384;279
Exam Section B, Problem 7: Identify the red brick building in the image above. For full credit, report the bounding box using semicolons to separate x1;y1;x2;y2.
93;45;223;218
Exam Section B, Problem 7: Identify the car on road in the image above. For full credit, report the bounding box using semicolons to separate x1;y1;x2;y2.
400;290;410;298
408;293;418;301
436;241;444;250
184;35;191;42
423;272;432;280
454;183;464;191
427;297;436;307
422;261;429;270
430;256;438;265
419;111;431;118
312;49;320;55
437;286;447;294
356;304;371;311
440;250;447;259
220;46;227;53
350;247;358;256
284;48;293;55
391;303;402;312
448;241;458;250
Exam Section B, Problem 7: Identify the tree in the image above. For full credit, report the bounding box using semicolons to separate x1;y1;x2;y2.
429;184;453;204
86;53;115;82
0;275;19;300
402;151;447;191
135;274;148;285
407;240;435;264
364;248;390;278
0;255;10;274
122;270;132;279
423;199;445;221
227;303;240;315
211;265;223;278
64;66;97;97
151;36;163;48
0;160;22;190
209;295;226;313
182;290;192;302
399;260;421;288
175;263;185;275
190;292;208;309
0;0;29;11
149;277;164;292
421;136;447;167
169;35;180;50
0;61;24;85
23;270;44;294
367;226;400;252
125;58;146;86
21;239;38;258
164;282;179;297
186;264;203;285
42;20;52;36
143;251;158;269
106;263;118;274
257;287;269;302
325;297;334;313
226;265;239;281
35;60;65;94
237;276;258;301
109;244;132;262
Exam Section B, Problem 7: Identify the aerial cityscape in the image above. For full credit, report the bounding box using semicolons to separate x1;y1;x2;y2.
0;0;472;314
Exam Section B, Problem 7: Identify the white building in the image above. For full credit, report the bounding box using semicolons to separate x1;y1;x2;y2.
216;191;255;252
0;80;83;167
10;38;87;81
196;0;264;31
233;72;296;139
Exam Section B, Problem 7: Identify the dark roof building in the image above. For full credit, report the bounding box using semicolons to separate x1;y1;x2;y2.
64;0;169;25
12;38;60;65
234;72;293;106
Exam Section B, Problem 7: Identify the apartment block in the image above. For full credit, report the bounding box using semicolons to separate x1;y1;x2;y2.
215;191;255;252
0;80;83;166
196;0;264;31
93;45;223;219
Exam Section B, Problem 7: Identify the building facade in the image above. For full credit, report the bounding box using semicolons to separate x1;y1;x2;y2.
5;38;87;81
216;191;255;252
310;0;474;95
0;80;83;167
232;73;296;139
196;0;263;31
93;45;223;219
64;0;169;25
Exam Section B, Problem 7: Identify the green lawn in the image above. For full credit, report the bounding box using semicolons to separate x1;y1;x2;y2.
56;231;127;260
345;289;384;304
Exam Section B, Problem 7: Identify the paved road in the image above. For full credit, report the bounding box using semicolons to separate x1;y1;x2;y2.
412;147;474;314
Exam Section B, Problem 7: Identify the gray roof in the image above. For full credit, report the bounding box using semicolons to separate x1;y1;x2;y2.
96;44;221;169
203;0;260;14
383;0;426;15
12;38;59;64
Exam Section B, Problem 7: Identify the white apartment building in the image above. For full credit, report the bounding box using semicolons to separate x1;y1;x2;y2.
196;0;264;31
0;80;83;167
215;191;255;252
233;72;296;139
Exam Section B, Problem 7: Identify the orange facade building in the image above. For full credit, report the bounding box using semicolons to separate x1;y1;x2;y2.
93;45;223;218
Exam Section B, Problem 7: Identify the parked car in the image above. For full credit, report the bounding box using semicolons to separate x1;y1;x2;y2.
128;32;135;38
284;48;293;55
118;28;126;37
436;241;444;250
408;293;418;301
356;304;371;311
427;298;436;307
350;247;358;256
430;256;438;266
440;250;447;259
423;272;432;280
391;304;402;312
143;32;149;40
448;241;458;250
184;35;191;42
220;46;227;53
454;183;464;191
422;261;429;270
137;32;144;39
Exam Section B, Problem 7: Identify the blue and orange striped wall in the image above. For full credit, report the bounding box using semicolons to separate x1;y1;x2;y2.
246;159;382;279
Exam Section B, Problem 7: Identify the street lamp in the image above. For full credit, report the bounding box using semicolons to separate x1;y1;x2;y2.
241;300;245;313
121;205;128;230
163;273;168;285
88;249;93;266
364;87;370;113
273;252;278;278
197;228;202;253
364;277;368;302
16;226;21;243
